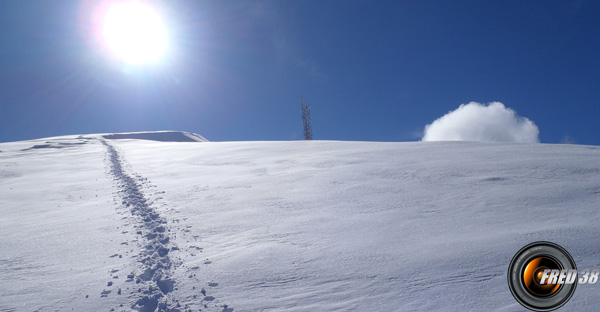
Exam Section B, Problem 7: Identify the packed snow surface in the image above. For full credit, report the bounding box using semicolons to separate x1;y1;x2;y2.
1;131;600;311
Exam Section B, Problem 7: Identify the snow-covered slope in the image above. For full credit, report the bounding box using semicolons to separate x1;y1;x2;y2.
1;132;599;311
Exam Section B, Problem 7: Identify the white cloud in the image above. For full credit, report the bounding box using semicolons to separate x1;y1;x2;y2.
422;102;539;143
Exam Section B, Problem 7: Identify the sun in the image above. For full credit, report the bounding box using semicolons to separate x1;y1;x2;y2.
102;1;168;65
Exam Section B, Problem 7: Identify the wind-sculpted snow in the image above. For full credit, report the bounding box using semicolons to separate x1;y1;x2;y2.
0;136;137;311
3;135;600;311
114;140;600;311
0;135;229;312
19;137;92;151
102;131;208;142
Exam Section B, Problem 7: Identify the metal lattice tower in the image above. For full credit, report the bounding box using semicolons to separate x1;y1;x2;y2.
301;98;313;140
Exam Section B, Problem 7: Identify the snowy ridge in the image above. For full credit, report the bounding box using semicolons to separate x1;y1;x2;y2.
102;131;208;142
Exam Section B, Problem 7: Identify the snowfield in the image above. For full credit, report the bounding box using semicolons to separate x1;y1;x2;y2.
1;131;600;311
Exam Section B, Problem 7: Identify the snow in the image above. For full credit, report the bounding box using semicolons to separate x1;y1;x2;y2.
102;131;208;142
1;131;600;311
0;135;136;310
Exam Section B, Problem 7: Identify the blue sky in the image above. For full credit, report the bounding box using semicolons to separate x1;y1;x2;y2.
0;0;598;144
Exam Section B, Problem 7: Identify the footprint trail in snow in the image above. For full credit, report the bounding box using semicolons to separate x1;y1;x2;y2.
99;138;230;312
101;139;180;311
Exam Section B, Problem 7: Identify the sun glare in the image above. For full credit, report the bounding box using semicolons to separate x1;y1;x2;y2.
102;1;168;65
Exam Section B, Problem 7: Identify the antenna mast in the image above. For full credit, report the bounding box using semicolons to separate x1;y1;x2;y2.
301;98;313;140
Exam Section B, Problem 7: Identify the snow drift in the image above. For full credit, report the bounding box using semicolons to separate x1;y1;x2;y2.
102;131;208;142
